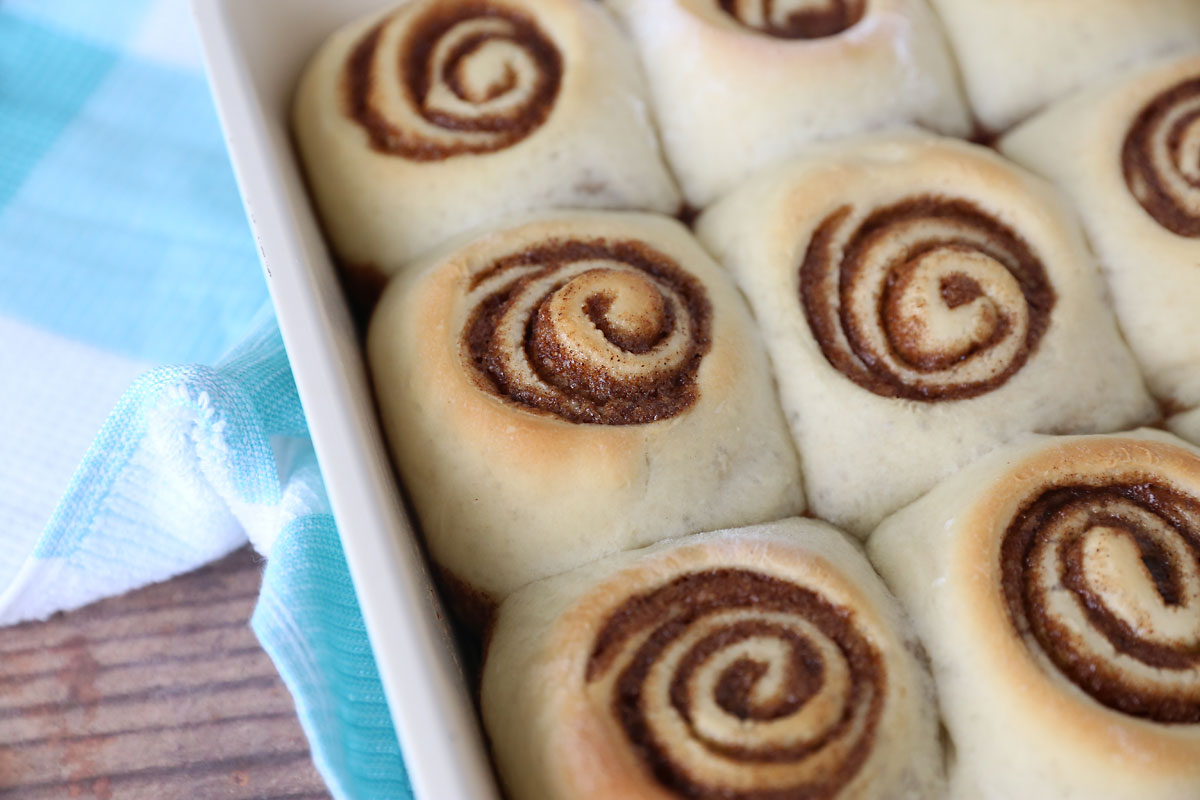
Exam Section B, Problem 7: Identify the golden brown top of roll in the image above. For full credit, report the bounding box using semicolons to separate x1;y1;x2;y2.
870;433;1200;798
585;568;886;798
956;435;1200;747
715;0;866;38
481;520;942;800
462;238;713;425
1123;75;1200;237
996;455;1200;724
344;0;563;160
799;195;1056;401
368;212;806;601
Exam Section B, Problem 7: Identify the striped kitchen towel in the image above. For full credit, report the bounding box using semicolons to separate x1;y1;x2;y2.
0;1;410;797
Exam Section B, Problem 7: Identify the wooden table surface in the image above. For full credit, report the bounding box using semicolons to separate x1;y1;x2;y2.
0;547;332;799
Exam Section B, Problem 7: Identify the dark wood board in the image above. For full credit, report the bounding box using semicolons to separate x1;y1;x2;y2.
0;547;332;800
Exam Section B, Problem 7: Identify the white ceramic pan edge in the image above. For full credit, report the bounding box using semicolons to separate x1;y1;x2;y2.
191;2;501;797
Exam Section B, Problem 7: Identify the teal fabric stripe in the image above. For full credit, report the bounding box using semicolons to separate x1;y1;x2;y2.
37;363;278;559
0;50;267;364
218;308;310;438
0;15;118;208
253;516;411;800
4;0;152;51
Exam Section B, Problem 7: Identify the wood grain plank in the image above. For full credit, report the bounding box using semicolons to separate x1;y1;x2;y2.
0;548;332;800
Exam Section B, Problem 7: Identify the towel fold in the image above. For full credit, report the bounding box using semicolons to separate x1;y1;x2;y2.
0;2;412;797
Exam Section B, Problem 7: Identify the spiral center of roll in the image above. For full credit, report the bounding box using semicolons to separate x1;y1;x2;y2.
1081;526;1199;639
570;270;672;354
800;197;1054;401
938;273;983;308
1002;482;1200;722
345;1;562;160
710;647;820;721
1122;76;1200;237
445;37;526;104
882;248;1022;372
680;623;835;728
464;240;712;425
718;0;865;38
586;569;884;798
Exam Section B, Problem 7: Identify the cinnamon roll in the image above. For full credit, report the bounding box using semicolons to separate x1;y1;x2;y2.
604;0;970;207
1001;53;1200;431
367;211;804;610
927;0;1200;132
292;0;680;284
696;133;1156;536
482;519;942;800
868;432;1200;800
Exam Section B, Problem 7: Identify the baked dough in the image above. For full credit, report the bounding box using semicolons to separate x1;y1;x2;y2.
483;518;943;800
927;0;1200;131
293;0;680;283
1001;53;1200;428
1172;407;1200;447
696;132;1156;535
605;0;970;206
368;211;804;606
869;431;1200;800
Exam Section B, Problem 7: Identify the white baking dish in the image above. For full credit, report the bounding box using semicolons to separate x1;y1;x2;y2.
191;2;501;798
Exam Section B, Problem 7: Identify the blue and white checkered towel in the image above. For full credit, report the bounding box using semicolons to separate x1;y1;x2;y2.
0;1;411;797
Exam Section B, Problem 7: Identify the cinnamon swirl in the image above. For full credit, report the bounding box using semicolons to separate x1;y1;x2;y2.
927;0;1200;132
292;0;680;284
696;133;1155;536
367;212;803;608
1001;53;1200;433
604;0;969;206
869;432;1200;800
482;519;942;800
